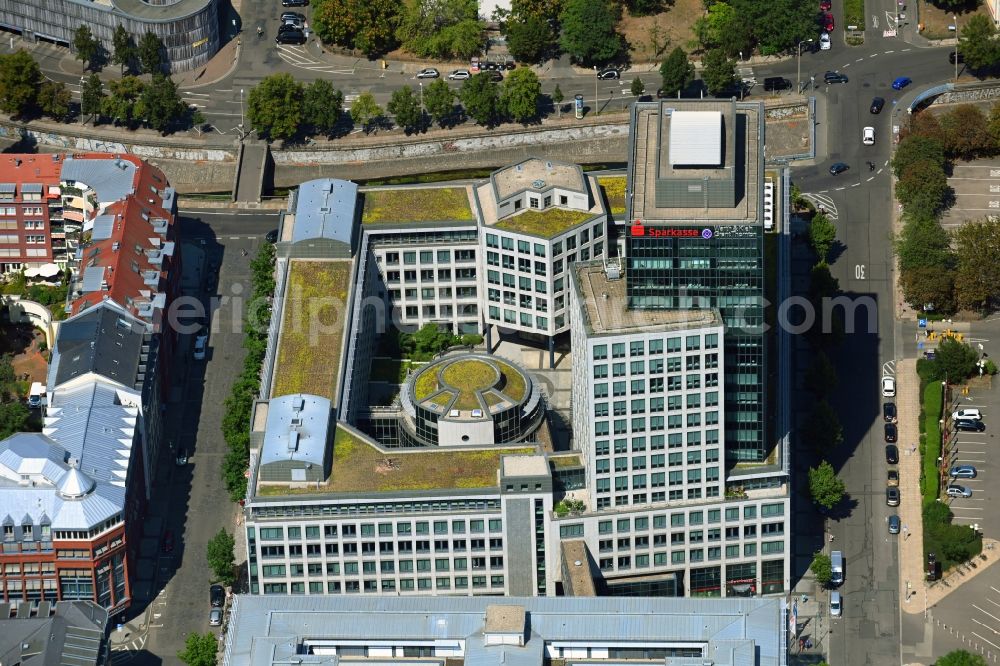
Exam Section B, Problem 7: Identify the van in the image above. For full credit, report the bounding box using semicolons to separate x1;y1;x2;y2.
830;550;844;586
28;381;45;409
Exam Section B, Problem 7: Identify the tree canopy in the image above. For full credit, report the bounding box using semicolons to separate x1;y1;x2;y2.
138;75;186;134
559;0;623;65
81;74;105;123
939;104;992;159
101;76;145;127
808;212;837;262
397;0;485;59
38;81;71;121
423;78;456;127
953;217;1000;311
313;0;400;57
505;14;556;63
302;80;343;136
935;338;981;381
802;400;843;455
112;24;135;75
246;74;303;141
206;528;236;586
388;85;423;133
701;48;736;96
808;460;846;510
501;67;542;123
658;47;693;98
809;552;833;586
0;51;41;118
350;92;384;134
958;15;1000;72
73;26;100;72
936;650;988;666
138;31;164;75
460;73;502;127
177;632;217;666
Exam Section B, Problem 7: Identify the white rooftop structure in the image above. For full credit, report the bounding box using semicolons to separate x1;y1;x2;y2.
668;110;723;167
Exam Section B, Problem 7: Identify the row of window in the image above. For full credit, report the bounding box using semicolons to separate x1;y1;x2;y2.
260;555;504;578
593;336;719;360
592;375;719;396
484;224;602;255
385;268;477;283
487;307;549;330
594;415;720;435
258;539;504;558
261;574;504;594
382;249;476;265
597;541;785;571
0;234;45;244
258;519;505;541
595;393;720;416
389;286;477;300
594;523;785;550
402;303;478;320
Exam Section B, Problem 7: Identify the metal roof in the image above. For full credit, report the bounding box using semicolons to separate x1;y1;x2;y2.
0;601;107;666
21;183;42;193
668;110;723;166
260;394;331;468
80;265;105;293
292;179;358;245
223;596;785;666
49;302;148;389
0;183;15;194
60;157;136;203
90;215;116;241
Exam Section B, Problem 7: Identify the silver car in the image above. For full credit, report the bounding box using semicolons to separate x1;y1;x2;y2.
209;608;222;626
448;69;470;80
946;484;973;498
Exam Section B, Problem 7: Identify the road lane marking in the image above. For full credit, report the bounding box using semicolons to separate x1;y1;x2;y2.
972;631;1000;652
975;603;1000;624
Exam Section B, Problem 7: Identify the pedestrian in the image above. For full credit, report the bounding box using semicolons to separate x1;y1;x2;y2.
829;534;834;542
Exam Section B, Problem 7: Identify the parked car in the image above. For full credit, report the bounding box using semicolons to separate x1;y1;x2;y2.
275;29;306;45
863;126;875;145
870;96;885;113
209;608;223;626
884;423;897;443
193;331;208;361
277;22;301;33
883;402;897;422
416;68;440;79
280;12;305;21
888;515;901;534
282;17;304;29
881;376;896;397
952;408;982;420
946;484;973;498
888;469;899;487
956;419;986;432
950;465;977;479
820;0;832;8
488;70;503;82
504;59;517;70
829;162;849;175
281;0;307;6
885;444;899;465
211;584;226;608
819;33;831;50
824;71;848;84
886;487;900;506
830;590;842;617
822;13;835;31
892;76;912;90
175;448;188;466
597;68;620;80
448;69;471;80
265;229;279;243
161;530;174;553
763;77;791;92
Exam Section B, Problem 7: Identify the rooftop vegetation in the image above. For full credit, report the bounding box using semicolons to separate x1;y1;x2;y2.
362;187;474;225
597;176;627;215
441;358;496;410
270;261;350;400
492;207;594;238
496;360;526;401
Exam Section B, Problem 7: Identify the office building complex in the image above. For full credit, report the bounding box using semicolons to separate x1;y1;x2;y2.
0;0;219;72
222;595;786;666
0;599;108;666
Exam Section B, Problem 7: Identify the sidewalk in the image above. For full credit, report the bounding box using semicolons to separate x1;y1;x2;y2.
896;358;926;611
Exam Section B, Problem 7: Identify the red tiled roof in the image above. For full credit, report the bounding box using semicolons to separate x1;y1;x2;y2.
0;154;64;185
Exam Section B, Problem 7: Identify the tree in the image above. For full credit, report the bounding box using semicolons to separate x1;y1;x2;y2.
623;0;664;16
559;0;623;65
112;24;135;75
805;350;837;397
206;528;236;585
0;50;41;117
802;400;843;455
459;73;502;127
388;85;422;133
958;15;1000;72
892;134;946;178
137;75;186;133
73;26;100;72
0;354;15;400
895;210;954;273
809;262;840;303
935;338;981;381
730;0;818;56
138;31;164;75
701;48;736;96
397;0;485;60
630;76;645;97
900;265;956;314
511;0;564;22
246;74;303;141
81;74;104;124
909;109;947;144
809;460;846;510
101;76;144;127
953;217;1000;311
659;47;693;97
313;0;400;56
177;632;217;666
0;401;28;440
936;650;989;666
939;104;992;159
350;92;384;135
552;84;564;118
694;1;751;57
411;322;457;355
37;81;71;121
809;552;833;587
501;67;542;123
423;78;456;127
506;14;556;63
896;160;950;215
988;101;1000;148
808;212;837;262
302;80;343;136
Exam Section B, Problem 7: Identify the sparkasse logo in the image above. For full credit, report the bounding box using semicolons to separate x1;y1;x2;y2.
630;220;645;236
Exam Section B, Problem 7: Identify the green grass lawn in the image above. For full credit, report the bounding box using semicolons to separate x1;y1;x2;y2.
362;187;474;224
493;208;595;237
259;427;534;493
496;361;526;401
442;358;497;410
597;176;627;215
270;261;350;400
844;0;864;31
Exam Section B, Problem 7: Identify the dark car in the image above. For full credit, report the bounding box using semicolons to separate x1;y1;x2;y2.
505;60;517;70
892;76;912;90
161;530;174;553
956;419;986;432
277;22;300;33
265;229;279;243
488;70;503;82
281;0;307;6
211;584;225;608
884;423;898;443
597;68;620;80
885;444;899;465
825;71;848;84
883;402;897;422
763;77;791;92
484;61;498;71
275;29;306;45
949;51;964;64
870;96;885;113
829;162;849;176
888;515;900;534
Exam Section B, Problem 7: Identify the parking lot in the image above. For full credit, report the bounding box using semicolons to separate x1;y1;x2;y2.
941;161;1000;231
943;384;998;533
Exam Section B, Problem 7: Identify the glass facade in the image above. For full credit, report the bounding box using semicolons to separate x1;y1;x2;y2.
625;226;766;462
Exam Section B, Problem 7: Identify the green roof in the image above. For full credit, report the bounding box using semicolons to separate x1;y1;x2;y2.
410;356;529;412
597;176;627;215
495;360;526;401
259;426;536;495
362;187;474;225
441;358;497;410
492;207;596;238
271;260;351;400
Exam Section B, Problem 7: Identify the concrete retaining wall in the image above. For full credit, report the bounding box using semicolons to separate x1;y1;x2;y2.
2;295;58;347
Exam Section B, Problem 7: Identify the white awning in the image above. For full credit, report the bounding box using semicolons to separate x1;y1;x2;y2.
669;111;723;166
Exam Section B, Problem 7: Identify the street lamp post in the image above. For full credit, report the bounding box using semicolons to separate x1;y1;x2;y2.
419;81;423;108
954;15;959;80
796;39;813;95
593;66;599;116
239;88;244;132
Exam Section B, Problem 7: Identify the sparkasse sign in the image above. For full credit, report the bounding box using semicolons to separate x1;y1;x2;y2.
629;221;713;239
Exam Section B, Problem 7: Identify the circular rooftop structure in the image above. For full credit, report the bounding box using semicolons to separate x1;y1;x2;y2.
401;353;543;447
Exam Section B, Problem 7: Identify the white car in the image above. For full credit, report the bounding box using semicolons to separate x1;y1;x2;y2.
862;126;875;145
193;332;208;361
830;590;842;617
448;69;471;80
952;408;982;420
416;68;439;79
819;33;831;50
881;376;895;397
